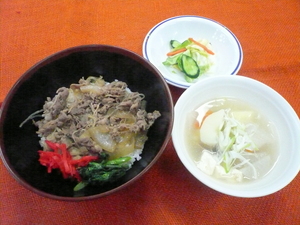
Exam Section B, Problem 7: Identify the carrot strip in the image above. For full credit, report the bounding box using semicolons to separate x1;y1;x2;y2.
245;149;254;153
194;110;214;129
167;48;187;56
188;38;214;55
194;121;200;129
200;110;213;128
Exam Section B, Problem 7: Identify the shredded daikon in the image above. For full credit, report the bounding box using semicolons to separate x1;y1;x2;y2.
197;109;259;181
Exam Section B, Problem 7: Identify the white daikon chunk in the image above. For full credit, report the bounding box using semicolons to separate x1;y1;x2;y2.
231;111;253;123
199;109;225;146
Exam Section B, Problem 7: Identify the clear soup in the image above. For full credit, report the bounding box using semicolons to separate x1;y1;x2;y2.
185;98;279;182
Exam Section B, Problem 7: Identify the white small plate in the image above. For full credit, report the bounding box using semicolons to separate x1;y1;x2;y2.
143;15;243;89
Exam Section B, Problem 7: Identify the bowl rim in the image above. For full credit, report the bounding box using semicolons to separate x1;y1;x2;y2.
142;15;243;89
0;44;174;201
172;75;300;197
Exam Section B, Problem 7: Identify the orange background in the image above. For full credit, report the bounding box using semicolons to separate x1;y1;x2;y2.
1;1;300;224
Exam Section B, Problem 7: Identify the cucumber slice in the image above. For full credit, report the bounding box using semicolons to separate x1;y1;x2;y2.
181;54;200;79
170;40;181;49
184;75;195;83
176;54;183;71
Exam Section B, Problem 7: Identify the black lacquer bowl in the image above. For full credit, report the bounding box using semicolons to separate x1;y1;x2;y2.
0;45;173;201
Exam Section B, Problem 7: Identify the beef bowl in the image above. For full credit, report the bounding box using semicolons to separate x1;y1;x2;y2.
0;45;173;201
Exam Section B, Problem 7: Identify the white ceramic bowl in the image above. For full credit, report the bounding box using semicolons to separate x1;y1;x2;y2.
172;75;300;197
143;15;243;89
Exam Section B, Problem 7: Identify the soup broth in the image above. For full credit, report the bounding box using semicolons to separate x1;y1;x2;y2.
185;98;279;182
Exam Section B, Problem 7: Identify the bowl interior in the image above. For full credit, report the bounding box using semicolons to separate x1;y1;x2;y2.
172;75;300;197
143;16;243;88
0;45;173;200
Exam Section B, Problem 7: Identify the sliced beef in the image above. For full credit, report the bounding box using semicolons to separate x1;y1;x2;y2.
36;77;160;159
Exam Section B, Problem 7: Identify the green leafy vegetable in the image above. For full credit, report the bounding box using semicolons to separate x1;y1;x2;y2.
74;152;132;191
